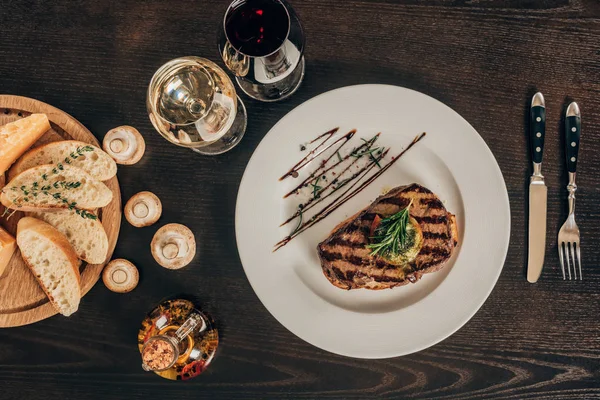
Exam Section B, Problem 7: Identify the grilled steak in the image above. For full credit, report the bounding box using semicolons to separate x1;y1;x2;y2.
317;183;458;290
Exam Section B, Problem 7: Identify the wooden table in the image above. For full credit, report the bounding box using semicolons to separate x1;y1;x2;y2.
1;1;599;398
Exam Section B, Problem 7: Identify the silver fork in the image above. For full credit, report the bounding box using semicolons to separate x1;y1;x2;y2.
558;102;582;280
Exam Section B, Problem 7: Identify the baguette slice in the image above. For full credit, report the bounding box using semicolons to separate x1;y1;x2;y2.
1;164;112;211
16;217;81;316
9;141;117;182
0;225;17;278
0;114;51;175
30;210;108;264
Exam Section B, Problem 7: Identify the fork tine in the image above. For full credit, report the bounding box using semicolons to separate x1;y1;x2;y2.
558;242;566;280
571;242;578;280
576;243;582;280
572;243;579;280
565;242;572;280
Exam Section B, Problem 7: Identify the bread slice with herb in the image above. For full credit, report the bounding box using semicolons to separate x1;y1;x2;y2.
9;141;117;182
0;164;112;212
29;210;108;264
16;217;81;317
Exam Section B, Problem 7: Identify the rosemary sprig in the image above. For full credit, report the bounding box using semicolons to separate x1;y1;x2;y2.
351;147;381;158
290;205;303;235
309;176;322;199
369;150;383;169
333;177;352;190
351;136;381;158
366;200;413;257
336;151;343;162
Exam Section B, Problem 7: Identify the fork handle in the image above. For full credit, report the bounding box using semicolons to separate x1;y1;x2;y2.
566;103;581;173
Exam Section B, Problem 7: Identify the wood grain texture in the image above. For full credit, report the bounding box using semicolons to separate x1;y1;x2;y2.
0;96;122;327
0;0;599;398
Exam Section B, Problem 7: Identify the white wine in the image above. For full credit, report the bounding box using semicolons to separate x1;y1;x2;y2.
147;57;246;154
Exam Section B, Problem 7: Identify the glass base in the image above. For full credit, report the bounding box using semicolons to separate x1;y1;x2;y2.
191;95;247;155
236;56;305;102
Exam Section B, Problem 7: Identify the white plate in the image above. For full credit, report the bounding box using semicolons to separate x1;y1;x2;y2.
236;84;510;358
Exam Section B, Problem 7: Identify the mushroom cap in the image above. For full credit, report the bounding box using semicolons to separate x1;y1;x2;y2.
103;126;146;165
102;259;139;293
151;223;196;270
125;191;162;227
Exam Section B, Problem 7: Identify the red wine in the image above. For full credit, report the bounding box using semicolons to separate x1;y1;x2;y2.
225;0;290;57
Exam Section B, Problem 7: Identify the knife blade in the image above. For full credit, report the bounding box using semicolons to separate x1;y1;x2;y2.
527;92;547;283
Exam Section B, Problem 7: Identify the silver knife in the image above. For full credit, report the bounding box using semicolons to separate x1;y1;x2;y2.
527;92;547;283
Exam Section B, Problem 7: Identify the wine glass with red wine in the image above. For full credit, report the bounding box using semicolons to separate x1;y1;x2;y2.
218;0;305;102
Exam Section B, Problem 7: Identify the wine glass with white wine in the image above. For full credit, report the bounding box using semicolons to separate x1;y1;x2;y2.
147;56;247;155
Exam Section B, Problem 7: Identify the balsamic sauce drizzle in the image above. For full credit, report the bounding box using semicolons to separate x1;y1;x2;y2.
279;127;341;181
280;145;387;227
282;131;376;199
273;132;426;252
274;151;385;251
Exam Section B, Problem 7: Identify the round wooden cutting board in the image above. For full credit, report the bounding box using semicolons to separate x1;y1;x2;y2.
0;95;121;327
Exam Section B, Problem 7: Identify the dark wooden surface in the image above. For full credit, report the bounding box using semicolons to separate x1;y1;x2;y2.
1;0;599;399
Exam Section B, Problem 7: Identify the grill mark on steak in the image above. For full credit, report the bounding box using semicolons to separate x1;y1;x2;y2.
361;212;382;222
346;255;369;266
319;250;367;266
342;222;368;234
421;197;445;209
331;267;411;286
418;259;447;270
331;267;345;282
419;245;451;258
319;248;411;270
422;231;450;240
377;197;412;207
371;275;409;283
377;259;395;268
327;238;367;248
414;215;448;224
318;249;340;262
345;269;357;281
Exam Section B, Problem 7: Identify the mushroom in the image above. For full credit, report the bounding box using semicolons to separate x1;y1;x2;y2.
102;259;139;293
103;126;145;165
151;223;196;270
125;191;162;227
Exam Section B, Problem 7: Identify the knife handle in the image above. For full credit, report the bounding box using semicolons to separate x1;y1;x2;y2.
565;105;581;173
530;105;546;164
